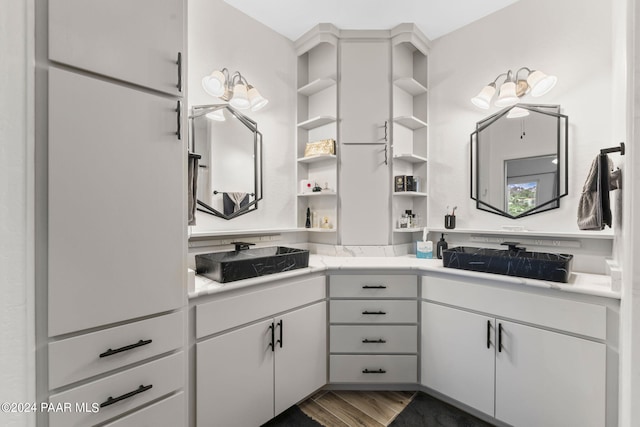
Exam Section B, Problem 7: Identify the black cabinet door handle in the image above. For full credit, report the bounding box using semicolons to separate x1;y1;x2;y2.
176;52;182;92
487;320;491;349
100;384;152;408
362;369;386;374
362;339;386;344
362;285;387;289
276;319;283;348
99;339;152;358
175;101;182;140
362;311;386;315
268;323;275;352
498;323;503;353
384;120;388;142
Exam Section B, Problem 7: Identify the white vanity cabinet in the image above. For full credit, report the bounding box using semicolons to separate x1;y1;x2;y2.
193;275;327;427
421;276;613;427
49;0;184;96
329;274;418;384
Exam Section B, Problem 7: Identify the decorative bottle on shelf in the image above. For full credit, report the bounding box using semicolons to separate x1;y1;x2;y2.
305;207;311;228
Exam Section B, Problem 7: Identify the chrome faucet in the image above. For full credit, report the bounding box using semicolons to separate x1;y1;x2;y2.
232;241;255;251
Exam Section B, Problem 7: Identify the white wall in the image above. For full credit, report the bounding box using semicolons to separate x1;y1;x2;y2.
188;0;297;232
428;0;613;233
0;0;34;426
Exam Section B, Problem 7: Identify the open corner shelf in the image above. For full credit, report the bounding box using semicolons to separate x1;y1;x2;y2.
297;154;337;164
394;116;428;130
297;77;337;96
393;191;428;197
393;153;428;163
393;77;428;96
297;115;337;130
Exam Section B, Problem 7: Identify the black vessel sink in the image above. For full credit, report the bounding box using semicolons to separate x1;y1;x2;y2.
442;245;573;283
195;246;310;283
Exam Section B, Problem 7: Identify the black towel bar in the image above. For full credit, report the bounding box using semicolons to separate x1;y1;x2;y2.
213;190;255;196
600;142;625;155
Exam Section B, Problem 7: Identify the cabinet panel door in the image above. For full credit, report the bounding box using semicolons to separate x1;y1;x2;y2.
274;302;327;415
495;321;606;427
340;144;390;245
421;302;495;416
48;68;184;336
340;40;390;143
197;319;275;427
49;0;184;96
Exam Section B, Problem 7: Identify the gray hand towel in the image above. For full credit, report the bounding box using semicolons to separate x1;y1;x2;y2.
188;154;199;226
577;154;615;230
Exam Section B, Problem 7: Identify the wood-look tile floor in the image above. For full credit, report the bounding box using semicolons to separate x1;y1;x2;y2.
298;390;416;427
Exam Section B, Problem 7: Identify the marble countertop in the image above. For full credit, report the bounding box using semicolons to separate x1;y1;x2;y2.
190;254;619;300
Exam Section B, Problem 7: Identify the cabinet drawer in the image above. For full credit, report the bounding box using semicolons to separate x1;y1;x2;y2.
330;325;417;353
330;355;417;383
422;276;607;339
49;352;184;427
102;392;184;427
49;311;184;390
330;300;417;323
196;275;325;338
330;275;416;298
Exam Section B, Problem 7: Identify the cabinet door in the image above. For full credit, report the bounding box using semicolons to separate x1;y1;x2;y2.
49;0;184;96
340;40;390;143
196;319;275;427
48;68;184;336
274;302;327;415
340;144;390;245
495;320;606;427
421;302;495;416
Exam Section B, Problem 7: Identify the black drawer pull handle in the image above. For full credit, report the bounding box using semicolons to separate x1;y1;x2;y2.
362;285;387;289
487;320;491;349
99;339;152;358
363;369;386;374
268;323;275;352
100;384;152;408
498;323;503;353
276;319;283;348
362;311;386;315
362;339;386;344
176;52;182;92
175;101;182;140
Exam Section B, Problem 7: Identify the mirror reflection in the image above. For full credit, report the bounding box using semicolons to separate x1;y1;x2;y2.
471;104;568;218
190;104;263;220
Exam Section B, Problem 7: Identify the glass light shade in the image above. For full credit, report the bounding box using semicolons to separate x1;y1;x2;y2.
229;83;250;109
205;109;225;121
527;70;557;97
201;70;226;97
248;86;269;111
471;84;496;109
506;106;530;119
494;81;519;107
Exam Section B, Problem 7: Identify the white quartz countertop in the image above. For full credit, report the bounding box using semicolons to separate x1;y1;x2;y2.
190;254;619;300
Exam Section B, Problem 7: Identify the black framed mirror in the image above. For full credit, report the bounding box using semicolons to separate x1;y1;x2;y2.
470;104;568;219
189;104;263;220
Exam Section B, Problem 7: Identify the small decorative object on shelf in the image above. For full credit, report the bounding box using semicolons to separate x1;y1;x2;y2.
304;139;336;157
305;207;311;228
312;182;322;192
394;175;419;192
320;216;333;229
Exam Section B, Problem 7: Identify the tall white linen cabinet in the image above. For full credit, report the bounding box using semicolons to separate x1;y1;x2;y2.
36;1;188;425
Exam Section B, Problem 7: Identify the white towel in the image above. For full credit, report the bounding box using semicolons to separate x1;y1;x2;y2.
227;192;248;213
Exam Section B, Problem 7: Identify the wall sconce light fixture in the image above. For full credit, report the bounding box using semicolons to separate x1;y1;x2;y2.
471;67;557;110
202;68;269;112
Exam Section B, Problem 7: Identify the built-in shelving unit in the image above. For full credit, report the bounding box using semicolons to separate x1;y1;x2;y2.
296;36;339;244
391;34;429;244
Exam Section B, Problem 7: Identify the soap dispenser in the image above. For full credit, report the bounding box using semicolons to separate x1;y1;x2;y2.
436;233;448;259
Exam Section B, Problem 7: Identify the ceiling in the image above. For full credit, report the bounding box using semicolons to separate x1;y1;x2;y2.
223;0;522;41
